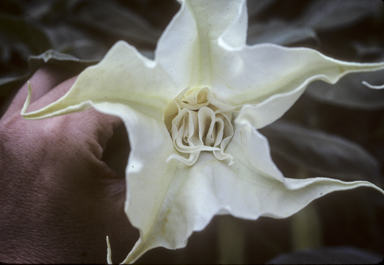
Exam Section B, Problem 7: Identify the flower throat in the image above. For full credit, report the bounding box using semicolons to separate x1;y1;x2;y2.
165;87;235;166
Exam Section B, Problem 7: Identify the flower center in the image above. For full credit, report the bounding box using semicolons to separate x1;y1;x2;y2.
165;87;235;166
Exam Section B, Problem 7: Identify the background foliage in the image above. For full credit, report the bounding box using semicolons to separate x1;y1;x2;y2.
1;0;383;263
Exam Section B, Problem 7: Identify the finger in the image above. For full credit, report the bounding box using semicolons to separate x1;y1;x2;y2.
26;75;78;112
3;65;74;119
101;122;130;178
67;108;124;161
21;73;126;178
29;78;125;159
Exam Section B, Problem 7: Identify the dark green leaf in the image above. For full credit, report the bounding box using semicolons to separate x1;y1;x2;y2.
261;121;382;183
69;0;161;47
0;50;97;99
247;0;278;19
247;20;317;46
297;0;379;31
45;25;108;61
0;14;51;56
0;0;23;17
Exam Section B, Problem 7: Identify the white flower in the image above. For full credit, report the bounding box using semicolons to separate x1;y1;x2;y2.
22;0;384;263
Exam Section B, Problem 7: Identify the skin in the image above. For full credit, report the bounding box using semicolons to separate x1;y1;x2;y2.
0;66;138;263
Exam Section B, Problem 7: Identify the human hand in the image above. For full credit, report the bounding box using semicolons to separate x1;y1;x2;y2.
0;66;137;263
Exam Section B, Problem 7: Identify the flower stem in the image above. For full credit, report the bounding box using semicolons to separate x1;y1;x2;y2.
291;169;323;250
217;215;245;264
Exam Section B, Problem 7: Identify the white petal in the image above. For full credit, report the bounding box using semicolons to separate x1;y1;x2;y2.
120;122;384;264
22;41;177;120
91;103;177;264
234;87;304;129
224;123;384;218
211;44;384;128
156;0;246;88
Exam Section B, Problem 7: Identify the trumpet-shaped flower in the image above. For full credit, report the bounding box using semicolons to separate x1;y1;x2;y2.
22;0;384;263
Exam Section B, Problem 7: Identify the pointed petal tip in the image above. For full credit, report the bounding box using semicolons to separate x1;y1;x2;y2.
121;240;151;264
362;81;384;89
106;236;113;264
20;81;32;117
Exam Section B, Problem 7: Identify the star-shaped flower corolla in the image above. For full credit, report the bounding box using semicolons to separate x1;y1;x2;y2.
22;0;384;263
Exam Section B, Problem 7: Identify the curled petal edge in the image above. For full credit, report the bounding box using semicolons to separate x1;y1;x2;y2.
362;81;384;89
